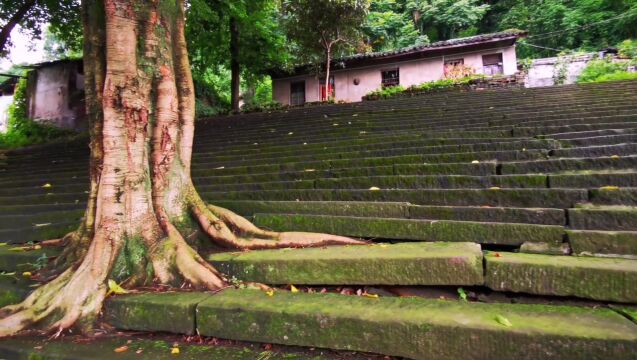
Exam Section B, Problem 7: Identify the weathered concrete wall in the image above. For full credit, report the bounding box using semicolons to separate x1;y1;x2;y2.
26;61;86;131
0;95;12;133
273;46;518;105
525;54;595;88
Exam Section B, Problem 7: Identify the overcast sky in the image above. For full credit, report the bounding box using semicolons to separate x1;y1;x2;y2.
0;25;46;72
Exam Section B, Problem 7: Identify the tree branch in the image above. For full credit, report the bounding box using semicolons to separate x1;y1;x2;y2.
0;0;37;56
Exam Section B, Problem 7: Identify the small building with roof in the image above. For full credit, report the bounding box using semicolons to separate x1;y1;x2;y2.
271;30;527;105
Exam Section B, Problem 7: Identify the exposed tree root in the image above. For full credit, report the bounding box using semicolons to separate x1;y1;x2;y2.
0;229;117;337
190;196;368;250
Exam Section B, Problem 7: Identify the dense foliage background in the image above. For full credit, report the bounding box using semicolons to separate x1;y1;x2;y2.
1;0;636;115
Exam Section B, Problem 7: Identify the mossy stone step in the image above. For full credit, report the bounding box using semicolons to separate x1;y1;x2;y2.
208;242;483;286
205;188;588;208
253;214;564;245
500;155;637;174
567;230;637;256
409;205;565;225
0;209;84;228
0;277;32;307
485;252;637;303
589;187;637;206
0;221;77;244
0;337;317;360
195;289;637;360
104;292;210;335
213;200;565;226
568;206;637;231
549;172;637;188
212;200;411;218
314;174;547;190
0;245;62;271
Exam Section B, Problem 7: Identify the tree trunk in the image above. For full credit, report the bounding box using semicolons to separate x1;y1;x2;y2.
324;46;331;101
0;0;36;57
0;0;364;337
230;16;240;112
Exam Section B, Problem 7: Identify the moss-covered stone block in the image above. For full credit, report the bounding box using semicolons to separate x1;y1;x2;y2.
197;289;637;360
519;242;570;255
253;214;564;245
408;205;565;225
0;277;32;308
394;162;497;176
103;292;211;335
568;230;637;256
485;252;637;303
589;188;637;206
0;245;61;271
212;200;410;218
550;172;637;188
568;207;637;231
500;155;637;175
208;242;484;286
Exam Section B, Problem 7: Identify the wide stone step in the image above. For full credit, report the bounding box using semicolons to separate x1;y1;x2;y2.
485;252;637;303
100;289;637;360
208;242;484;285
0;221;77;244
501;155;637;174
0;209;84;228
213;200;566;226
199;290;637;360
567;229;637;256
252;214;564;245
568;206;637;231
204;188;588;208
0;245;61;271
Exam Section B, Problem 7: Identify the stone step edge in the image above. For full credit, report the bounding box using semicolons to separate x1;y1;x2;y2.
103;289;637;360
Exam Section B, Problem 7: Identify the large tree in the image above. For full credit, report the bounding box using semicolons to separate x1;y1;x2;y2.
0;0;363;337
283;0;370;100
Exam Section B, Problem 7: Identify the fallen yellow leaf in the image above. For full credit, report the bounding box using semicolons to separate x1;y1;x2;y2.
171;347;180;354
369;186;380;191
599;186;620;191
379;244;389;248
108;279;129;295
22;272;32;278
41;183;52;188
114;346;129;353
610;155;620;159
290;285;299;293
471;160;480;164
363;293;379;298
266;289;275;297
489;187;501;190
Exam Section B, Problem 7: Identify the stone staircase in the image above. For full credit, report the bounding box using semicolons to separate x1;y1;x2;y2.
1;81;637;359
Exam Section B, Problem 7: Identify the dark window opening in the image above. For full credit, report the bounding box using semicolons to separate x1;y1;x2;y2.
445;58;464;67
381;68;399;88
290;81;306;106
482;53;503;76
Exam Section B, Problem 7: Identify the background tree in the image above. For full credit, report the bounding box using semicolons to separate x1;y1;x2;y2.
186;0;289;112
479;0;637;58
0;0;363;337
283;0;370;100
0;0;80;58
363;0;427;51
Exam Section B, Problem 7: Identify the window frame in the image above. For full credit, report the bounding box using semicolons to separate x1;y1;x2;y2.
381;68;400;88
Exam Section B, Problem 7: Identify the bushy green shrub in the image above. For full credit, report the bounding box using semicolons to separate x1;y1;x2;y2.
0;76;75;148
365;85;406;99
576;57;637;84
618;39;637;59
364;75;486;100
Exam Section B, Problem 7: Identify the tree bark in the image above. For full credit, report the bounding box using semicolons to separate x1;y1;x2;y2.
230;16;240;112
324;46;331;101
0;0;36;57
0;0;364;337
